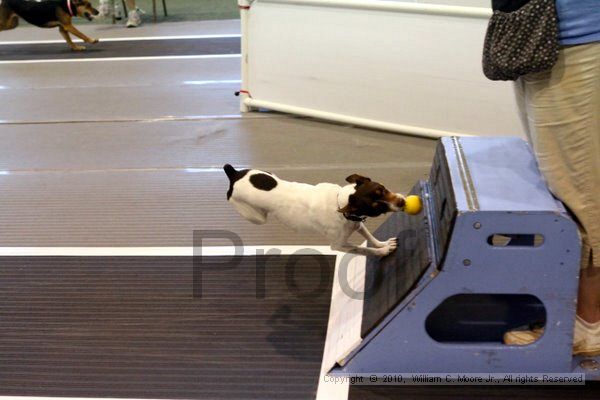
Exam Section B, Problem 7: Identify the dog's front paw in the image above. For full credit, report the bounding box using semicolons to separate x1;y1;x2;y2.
70;45;86;51
374;241;397;258
90;38;99;44
374;237;397;249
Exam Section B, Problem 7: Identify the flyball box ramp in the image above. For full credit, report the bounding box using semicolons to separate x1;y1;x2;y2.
322;137;594;384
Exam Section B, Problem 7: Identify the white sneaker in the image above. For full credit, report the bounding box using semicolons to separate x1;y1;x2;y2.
126;8;144;28
97;0;113;19
573;316;600;356
503;327;544;346
114;1;125;20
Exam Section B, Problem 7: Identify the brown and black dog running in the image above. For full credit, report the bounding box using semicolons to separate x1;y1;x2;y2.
0;0;99;51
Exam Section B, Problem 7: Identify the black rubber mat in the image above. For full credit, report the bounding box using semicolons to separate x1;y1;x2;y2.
0;255;334;399
0;37;240;60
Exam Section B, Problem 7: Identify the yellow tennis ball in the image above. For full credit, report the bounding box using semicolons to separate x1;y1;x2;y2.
404;195;423;215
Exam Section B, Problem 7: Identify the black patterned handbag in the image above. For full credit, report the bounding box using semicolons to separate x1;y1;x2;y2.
482;0;560;81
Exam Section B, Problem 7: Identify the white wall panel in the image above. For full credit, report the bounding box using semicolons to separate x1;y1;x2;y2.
241;0;524;138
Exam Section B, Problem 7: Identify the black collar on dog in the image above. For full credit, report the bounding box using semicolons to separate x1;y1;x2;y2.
343;213;367;223
338;189;367;223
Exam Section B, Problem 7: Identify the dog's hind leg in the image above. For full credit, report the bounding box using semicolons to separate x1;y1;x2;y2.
8;14;18;29
230;198;268;225
0;6;19;31
59;25;86;51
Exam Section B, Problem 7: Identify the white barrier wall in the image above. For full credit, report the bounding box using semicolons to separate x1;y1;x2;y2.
239;0;525;138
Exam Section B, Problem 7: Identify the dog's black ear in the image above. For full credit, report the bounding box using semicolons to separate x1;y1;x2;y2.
346;174;371;186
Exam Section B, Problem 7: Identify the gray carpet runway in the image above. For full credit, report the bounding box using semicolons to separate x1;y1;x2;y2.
0;37;240;60
0;255;334;399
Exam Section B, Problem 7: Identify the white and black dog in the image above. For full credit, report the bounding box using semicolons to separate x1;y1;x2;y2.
224;164;406;257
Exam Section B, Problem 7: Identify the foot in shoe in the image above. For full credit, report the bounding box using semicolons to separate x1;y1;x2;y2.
126;8;144;28
573;316;600;356
97;0;112;18
503;327;544;346
114;2;124;20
